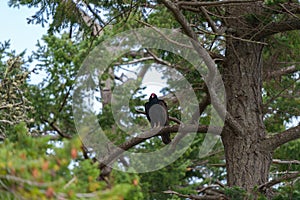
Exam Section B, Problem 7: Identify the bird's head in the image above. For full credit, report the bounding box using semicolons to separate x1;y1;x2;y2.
149;93;158;100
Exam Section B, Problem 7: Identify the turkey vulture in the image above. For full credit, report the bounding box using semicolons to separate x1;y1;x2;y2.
144;93;171;144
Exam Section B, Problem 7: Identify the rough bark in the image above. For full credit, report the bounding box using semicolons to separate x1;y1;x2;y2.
221;3;273;194
222;39;273;192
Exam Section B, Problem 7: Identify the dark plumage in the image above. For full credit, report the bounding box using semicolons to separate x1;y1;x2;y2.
144;93;171;144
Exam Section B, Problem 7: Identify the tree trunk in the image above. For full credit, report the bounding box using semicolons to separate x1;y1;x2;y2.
219;3;277;195
221;38;273;193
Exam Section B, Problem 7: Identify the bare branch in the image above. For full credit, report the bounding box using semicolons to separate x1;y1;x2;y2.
100;124;221;166
42;118;72;139
114;57;154;66
264;65;298;80
164;189;225;200
199;7;218;34
258;172;300;191
261;125;300;151
273;159;300;165
255;18;300;40
177;0;262;8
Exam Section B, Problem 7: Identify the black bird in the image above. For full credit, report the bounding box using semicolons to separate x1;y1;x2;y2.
144;93;171;144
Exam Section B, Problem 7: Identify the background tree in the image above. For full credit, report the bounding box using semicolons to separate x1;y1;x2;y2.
1;0;299;199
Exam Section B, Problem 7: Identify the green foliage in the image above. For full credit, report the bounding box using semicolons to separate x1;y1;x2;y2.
224;186;248;200
0;122;142;199
273;181;300;200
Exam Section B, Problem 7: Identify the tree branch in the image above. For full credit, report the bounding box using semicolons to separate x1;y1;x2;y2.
100;124;220;166
258;172;300;192
273;159;300;165
261;125;300;151
264;65;298;80
164;189;225;200
255;18;300;40
42;118;72;139
177;0;262;8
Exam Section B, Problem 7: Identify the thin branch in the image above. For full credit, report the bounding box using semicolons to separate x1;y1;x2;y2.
273;159;300;165
42;118;72;139
164;189;225;200
262;76;300;113
258;172;300;191
146;49;173;67
199;7;218;34
0;120;14;125
0;175;60;187
264;65;298;80
279;3;300;20
191;89;211;123
177;0;262;8
255;18;300;40
114;57;154;66
261;125;300;151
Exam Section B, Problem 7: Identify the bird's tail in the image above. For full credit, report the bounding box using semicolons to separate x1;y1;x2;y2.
161;132;171;144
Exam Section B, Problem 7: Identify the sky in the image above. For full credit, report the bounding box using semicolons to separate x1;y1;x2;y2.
0;1;46;56
0;1;167;97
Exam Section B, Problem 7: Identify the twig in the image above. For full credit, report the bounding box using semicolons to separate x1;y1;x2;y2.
63;176;77;189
